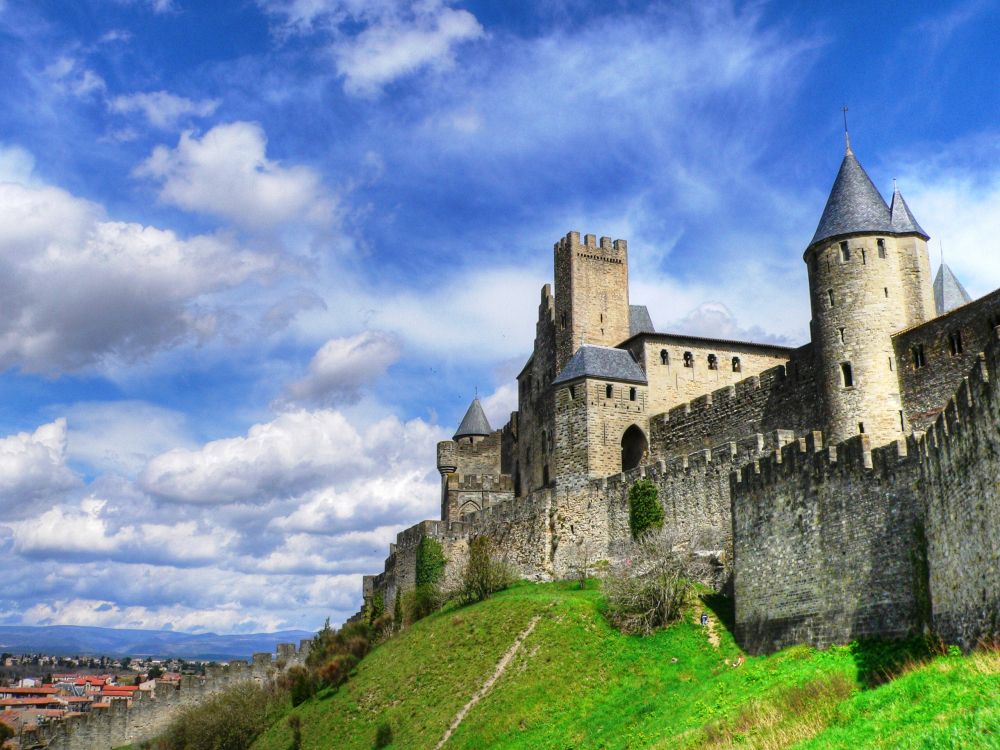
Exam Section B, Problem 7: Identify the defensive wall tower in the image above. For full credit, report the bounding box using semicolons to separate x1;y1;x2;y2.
437;397;502;522
554;231;631;373
805;137;934;445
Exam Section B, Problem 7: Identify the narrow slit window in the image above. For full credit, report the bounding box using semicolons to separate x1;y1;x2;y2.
949;330;963;356
858;422;865;434
839;327;846;343
884;287;889;298
861;248;867;265
568;385;576;400
877;238;886;258
828;289;835;307
840;241;850;262
889;356;894;372
841;361;854;388
913;344;926;368
605;383;613;398
899;410;905;431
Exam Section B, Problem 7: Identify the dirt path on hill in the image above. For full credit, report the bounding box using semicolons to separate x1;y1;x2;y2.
434;615;541;749
695;611;720;648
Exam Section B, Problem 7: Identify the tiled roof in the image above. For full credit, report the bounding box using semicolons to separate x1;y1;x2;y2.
889;187;928;238
934;263;972;314
453;397;492;439
810;148;892;247
628;305;655;336
553;345;647;385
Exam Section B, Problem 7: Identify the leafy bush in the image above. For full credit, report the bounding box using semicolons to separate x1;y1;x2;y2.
374;719;394;748
154;680;287;750
416;535;446;586
393;588;403;627
304;618;375;690
280;665;317;707
628;479;663;539
460;535;514;603
368;592;385;624
317;653;358;688
603;529;707;635
404;583;444;623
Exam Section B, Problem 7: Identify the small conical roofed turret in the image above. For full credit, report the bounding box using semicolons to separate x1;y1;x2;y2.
890;185;929;239
453;397;492;440
809;145;892;249
934;263;972;315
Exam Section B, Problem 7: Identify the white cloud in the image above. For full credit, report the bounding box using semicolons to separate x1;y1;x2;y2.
283;330;399;406
480;381;516;428
0;420;79;520
140;409;444;507
260;0;484;95
42;56;106;98
63;401;195;476
136;122;336;228
334;3;483;96
110;90;220;129
0;166;275;371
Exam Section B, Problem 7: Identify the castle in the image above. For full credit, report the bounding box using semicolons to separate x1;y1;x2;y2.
360;136;1000;655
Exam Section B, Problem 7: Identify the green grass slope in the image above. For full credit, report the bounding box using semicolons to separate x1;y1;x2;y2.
252;582;1000;750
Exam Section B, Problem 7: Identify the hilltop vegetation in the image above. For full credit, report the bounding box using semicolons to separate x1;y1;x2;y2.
249;582;1000;749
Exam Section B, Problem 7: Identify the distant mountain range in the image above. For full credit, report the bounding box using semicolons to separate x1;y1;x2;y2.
0;625;315;661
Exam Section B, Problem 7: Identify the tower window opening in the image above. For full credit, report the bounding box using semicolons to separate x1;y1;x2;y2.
889;356;894;372
884;287;889;298
560;312;567;330
732;356;741;372
707;353;718;370
600;313;603;323
841;361;854;388
899;410;905;431
840;241;850;262
629;387;637;401
605;383;613;398
877;238;886;258
541;431;547;452
861;248;867;265
568;385;576;399
543;465;550;486
839;327;846;343
949;330;963;356
660;349;669;365
828;289;835;307
913;344;926;368
683;351;694;367
858;422;865;434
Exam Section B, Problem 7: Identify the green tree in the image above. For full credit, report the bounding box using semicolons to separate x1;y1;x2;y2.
368;592;385;625
628;478;663;539
415;535;446;586
393;588;403;627
460;536;512;603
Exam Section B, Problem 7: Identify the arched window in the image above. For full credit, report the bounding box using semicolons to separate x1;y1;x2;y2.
629;387;637;401
707;353;718;370
660;349;669;365
732;356;741;372
605;383;613;398
683;351;694;367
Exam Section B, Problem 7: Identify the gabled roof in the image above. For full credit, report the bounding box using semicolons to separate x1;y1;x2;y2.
934;263;972;315
453;397;492;439
889;186;929;239
810;147;892;248
628;305;655;336
553;345;647;385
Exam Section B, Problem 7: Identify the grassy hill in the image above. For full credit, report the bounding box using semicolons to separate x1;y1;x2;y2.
252;581;1000;749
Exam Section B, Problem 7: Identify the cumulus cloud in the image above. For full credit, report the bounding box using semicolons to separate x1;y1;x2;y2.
667;301;798;346
140;409;444;507
283;331;399;406
110;90;220;129
136;122;336;228
0;419;80;520
0;166;275;371
260;0;484;95
43;56;106;98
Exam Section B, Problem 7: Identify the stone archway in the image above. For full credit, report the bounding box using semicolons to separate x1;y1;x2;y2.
621;424;648;472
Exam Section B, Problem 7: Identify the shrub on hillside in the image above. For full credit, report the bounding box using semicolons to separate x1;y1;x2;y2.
368;592;385;624
603;529;708;635
628;479;664;539
374;719;394;748
460;535;514;604
304;619;375;691
393;588;403;628
280;665;317;707
404;583;444;623
153;680;287;750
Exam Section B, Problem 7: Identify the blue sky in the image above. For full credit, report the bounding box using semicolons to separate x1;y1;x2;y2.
0;0;999;634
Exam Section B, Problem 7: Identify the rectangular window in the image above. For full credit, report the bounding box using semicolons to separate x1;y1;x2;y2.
859;422;865;434
629;387;637;402
828;289;835;307
913;344;926;368
884;287;889;298
877;238;886;258
840;241;850;262
841;362;854;388
949;330;964;356
839;327;846;343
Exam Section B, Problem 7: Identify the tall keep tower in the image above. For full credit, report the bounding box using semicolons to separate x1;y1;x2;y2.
554;231;631;372
806;138;933;446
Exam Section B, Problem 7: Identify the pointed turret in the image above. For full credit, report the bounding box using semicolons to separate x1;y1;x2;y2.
453;397;492;440
889;186;929;239
933;263;972;315
809;147;892;248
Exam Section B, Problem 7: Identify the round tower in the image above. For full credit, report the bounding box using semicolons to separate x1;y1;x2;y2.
806;138;932;446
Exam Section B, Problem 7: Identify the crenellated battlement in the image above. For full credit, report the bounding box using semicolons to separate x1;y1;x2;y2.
554;230;628;258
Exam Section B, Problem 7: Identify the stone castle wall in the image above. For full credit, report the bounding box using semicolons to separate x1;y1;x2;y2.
22;646;305;750
894;287;1000;430
648;346;819;458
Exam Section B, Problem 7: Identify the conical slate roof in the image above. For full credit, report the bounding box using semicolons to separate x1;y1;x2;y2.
810;147;892;248
453;397;492;440
890;187;929;239
552;345;648;385
934;263;972;315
